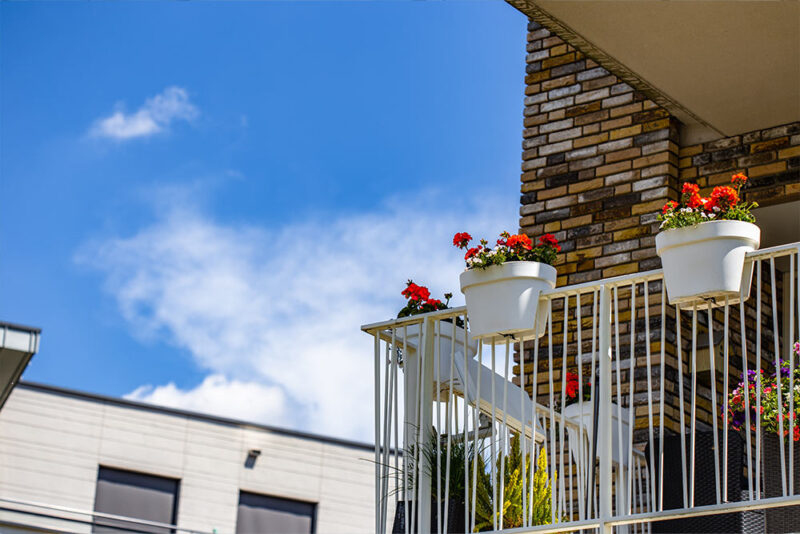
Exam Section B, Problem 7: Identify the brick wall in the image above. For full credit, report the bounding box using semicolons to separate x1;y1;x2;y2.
679;124;800;205
516;20;799;443
519;21;680;287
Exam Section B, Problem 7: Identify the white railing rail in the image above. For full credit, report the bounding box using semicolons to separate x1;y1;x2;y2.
363;242;800;533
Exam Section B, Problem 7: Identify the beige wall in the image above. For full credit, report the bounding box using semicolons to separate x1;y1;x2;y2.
0;385;379;533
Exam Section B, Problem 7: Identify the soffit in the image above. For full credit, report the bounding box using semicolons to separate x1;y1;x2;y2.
508;0;800;137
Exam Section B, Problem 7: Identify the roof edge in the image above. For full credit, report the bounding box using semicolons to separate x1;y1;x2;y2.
17;380;377;452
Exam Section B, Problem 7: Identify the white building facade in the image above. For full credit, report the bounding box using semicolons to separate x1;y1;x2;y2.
0;382;377;533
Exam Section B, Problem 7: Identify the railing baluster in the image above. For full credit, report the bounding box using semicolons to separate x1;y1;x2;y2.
374;333;382;534
676;305;688;509
491;342;498;532
755;261;762;500
789;252;796;496
644;281;656;513
658;283;666;512
434;320;441;534
740;295;754;501
690;305;698;507
628;282;637;514
723;297;730;502
770;257;786;497
707;302;721;505
559;296;569;521
471;342;482;533
547;300;557;525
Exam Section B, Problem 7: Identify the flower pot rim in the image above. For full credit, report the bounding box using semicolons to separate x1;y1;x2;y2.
459;260;557;292
655;219;760;254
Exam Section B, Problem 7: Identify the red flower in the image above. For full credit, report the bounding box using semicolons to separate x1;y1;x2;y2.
464;246;483;260
710;185;739;210
687;194;708;209
565;371;579;398
453;232;472;249
506;234;533;250
401;281;430;302
682;182;700;196
538;233;560;251
731;173;748;187
425;298;443;309
662;200;678;214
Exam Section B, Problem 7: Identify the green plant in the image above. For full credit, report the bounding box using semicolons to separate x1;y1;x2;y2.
473;434;555;531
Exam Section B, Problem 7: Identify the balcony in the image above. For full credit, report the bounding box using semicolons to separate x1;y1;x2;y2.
362;241;800;533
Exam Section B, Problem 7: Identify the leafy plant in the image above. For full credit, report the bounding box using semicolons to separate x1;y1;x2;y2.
658;173;758;230
453;231;560;270
726;341;800;442
473;434;555;531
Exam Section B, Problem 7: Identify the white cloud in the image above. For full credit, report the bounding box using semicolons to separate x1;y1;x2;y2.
90;87;198;140
127;375;288;426
78;190;514;441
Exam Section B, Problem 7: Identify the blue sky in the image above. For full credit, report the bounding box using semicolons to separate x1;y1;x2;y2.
1;1;526;440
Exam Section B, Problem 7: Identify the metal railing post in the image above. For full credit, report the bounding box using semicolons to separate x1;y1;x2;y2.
417;317;435;533
598;285;614;534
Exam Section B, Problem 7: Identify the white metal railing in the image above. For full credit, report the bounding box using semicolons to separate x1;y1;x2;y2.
362;241;800;533
0;496;214;534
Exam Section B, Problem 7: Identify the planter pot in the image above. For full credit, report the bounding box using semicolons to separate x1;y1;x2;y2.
762;432;800;533
655;220;760;308
391;499;466;534
459;261;556;342
563;401;632;469
388;321;478;361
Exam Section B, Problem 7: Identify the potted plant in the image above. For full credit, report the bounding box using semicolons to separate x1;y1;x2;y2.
656;173;760;307
390;280;477;363
453;231;559;341
726;341;800;533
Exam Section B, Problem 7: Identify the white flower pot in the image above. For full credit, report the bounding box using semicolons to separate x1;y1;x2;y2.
655;220;760;308
563;401;632;468
459;261;557;342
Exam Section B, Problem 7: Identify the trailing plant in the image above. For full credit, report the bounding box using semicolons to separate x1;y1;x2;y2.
453;231;560;270
726;341;800;442
473;434;555;531
658;173;758;230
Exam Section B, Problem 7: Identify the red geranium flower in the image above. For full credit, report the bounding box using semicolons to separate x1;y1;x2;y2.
565;371;580;398
401;281;430;302
731;173;748;187
686;194;706;209
682;182;700;196
662;200;678;214
464;246;483;260
538;233;561;252
506;234;533;250
710;185;739;210
452;232;472;249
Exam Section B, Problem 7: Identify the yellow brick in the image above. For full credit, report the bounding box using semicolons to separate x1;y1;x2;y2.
603;263;639;277
708;171;736;186
613;226;649;241
632;152;670;169
609;124;642;140
544;221;561;232
542;52;576;69
778;145;800;159
786;183;800;196
567;247;602;262
549;44;569;56
680;167;698;180
573;132;609;149
679;157;692;169
568;177;605;194
538;185;567;200
596;160;632;177
615;183;631;194
749;161;787;177
632;199;667;215
642;118;670;132
679;144;703;157
604;216;639;231
562;214;593;229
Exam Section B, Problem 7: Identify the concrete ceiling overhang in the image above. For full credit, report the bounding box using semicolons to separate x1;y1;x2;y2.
507;0;800;139
0;322;41;410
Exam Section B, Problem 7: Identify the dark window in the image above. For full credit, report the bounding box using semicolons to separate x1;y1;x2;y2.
93;466;180;533
236;491;316;534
